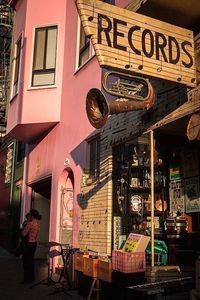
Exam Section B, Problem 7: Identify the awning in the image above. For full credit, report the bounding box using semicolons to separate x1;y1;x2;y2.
146;85;200;132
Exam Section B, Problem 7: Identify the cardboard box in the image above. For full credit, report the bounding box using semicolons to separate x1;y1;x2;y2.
97;260;112;282
83;257;99;278
74;252;89;272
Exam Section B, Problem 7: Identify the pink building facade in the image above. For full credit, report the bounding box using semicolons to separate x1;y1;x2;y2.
7;0;107;255
8;0;199;260
7;0;128;256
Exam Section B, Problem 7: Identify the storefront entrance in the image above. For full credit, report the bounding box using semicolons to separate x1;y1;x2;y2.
31;177;51;258
112;114;200;267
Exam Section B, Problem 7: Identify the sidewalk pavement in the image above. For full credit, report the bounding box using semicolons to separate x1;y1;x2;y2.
0;247;85;300
0;247;192;300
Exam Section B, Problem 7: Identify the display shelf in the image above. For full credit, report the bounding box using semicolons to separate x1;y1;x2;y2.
130;165;164;170
129;186;163;192
143;210;164;216
112;140;167;243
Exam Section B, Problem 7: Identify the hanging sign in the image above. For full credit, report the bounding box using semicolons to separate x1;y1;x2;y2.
75;0;196;87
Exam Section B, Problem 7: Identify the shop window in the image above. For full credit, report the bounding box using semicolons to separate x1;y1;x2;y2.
11;35;22;98
77;19;94;69
16;141;25;164
89;136;100;179
32;26;57;87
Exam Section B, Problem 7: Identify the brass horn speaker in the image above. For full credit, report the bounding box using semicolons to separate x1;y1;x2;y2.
86;71;155;129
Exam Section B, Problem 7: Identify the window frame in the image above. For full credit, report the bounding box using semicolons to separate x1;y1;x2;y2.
31;25;58;87
10;34;23;100
88;135;100;180
75;17;94;71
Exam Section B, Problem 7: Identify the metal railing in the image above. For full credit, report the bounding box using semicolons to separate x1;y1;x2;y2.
0;2;13;142
0;2;13;28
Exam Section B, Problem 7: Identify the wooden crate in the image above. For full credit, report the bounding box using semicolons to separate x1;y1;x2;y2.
74;252;89;272
83;256;99;278
97;260;112;282
145;265;181;283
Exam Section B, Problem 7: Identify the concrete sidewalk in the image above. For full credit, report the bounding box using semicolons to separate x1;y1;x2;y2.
0;247;85;300
0;247;192;300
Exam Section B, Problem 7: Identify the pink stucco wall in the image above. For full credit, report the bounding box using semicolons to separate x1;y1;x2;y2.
7;0;67;141
9;0;102;246
6;0;27;132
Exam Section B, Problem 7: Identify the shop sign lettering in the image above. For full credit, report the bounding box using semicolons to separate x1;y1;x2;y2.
75;0;196;87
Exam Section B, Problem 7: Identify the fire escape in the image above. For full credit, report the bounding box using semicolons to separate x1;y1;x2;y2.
0;1;13;144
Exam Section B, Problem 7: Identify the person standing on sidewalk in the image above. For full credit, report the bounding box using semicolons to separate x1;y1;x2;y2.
14;212;32;257
21;209;42;284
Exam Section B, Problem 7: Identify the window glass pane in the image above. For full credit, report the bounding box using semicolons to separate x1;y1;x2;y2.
79;27;84;49
16;39;21;56
33;29;45;70
79;48;90;66
16;141;25;163
46;27;57;69
78;24;90;67
32;72;55;86
13;37;21;95
13;82;18;95
89;138;100;178
14;51;20;82
80;26;89;49
32;26;57;87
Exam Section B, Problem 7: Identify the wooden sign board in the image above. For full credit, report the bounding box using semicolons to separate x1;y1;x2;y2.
195;33;200;84
75;0;196;87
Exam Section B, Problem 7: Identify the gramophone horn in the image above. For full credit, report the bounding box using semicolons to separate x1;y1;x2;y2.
86;88;109;129
86;72;155;129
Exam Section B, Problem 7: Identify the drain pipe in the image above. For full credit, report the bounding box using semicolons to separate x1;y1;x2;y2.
20;143;29;224
9;140;16;207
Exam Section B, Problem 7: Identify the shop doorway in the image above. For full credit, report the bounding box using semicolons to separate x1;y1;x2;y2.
31;177;51;258
59;170;74;245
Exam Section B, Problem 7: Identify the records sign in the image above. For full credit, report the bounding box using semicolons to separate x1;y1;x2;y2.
185;177;200;213
75;0;196;87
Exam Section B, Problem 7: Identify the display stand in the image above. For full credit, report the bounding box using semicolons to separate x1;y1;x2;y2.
30;241;63;289
87;278;101;300
30;241;76;297
48;246;78;296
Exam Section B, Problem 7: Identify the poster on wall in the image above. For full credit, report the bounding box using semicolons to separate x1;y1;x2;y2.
185;177;200;213
169;180;185;213
62;188;73;229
